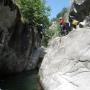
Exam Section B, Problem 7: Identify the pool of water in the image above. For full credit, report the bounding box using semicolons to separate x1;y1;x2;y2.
0;70;42;90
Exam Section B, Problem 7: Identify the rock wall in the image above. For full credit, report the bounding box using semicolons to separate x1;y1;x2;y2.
70;0;90;22
0;0;43;76
70;0;85;5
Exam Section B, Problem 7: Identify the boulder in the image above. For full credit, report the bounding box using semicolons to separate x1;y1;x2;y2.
39;28;90;90
39;0;90;89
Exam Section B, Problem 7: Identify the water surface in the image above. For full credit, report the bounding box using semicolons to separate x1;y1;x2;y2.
0;70;41;90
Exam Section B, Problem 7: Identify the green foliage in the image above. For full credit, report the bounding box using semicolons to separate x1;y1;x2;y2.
42;7;68;47
16;0;50;28
56;8;68;19
42;23;60;46
42;29;56;46
51;18;57;22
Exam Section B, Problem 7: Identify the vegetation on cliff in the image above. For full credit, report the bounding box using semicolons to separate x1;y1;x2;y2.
15;0;68;47
16;0;50;28
42;8;68;46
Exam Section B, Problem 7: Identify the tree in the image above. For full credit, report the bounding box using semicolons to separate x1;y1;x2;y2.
16;0;50;28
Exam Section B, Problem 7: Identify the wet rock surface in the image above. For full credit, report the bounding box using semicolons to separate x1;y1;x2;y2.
0;70;43;90
0;0;43;75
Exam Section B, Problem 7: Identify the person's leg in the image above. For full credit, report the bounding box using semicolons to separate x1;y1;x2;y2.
72;24;76;30
65;23;69;35
63;26;66;36
60;25;63;36
74;25;76;29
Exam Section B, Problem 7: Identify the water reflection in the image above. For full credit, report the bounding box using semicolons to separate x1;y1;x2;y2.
0;70;41;90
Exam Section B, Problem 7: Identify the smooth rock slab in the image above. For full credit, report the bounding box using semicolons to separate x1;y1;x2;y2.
39;28;90;90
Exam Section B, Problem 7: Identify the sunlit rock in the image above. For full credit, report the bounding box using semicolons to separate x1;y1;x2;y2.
39;0;90;89
39;28;90;90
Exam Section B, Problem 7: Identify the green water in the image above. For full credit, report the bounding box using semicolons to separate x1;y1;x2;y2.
0;70;41;90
